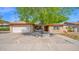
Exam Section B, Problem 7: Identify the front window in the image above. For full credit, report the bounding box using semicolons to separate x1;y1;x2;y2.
53;26;59;30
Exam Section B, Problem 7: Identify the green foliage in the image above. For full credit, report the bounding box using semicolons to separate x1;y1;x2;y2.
0;20;4;23
0;20;9;23
0;27;10;31
16;7;71;25
66;27;73;32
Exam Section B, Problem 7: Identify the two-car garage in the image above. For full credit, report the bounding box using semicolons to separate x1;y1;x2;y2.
10;22;33;33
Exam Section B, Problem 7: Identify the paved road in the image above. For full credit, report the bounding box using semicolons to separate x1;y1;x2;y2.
0;33;79;51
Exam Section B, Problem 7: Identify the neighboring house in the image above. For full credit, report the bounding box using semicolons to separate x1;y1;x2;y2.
10;22;34;33
0;23;9;26
0;20;9;26
0;20;10;31
0;20;10;28
64;22;79;32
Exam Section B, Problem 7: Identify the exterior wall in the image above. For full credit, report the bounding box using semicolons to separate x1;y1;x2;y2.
62;26;68;32
48;26;53;33
10;25;33;33
77;27;79;32
74;27;79;32
48;26;64;33
74;28;78;32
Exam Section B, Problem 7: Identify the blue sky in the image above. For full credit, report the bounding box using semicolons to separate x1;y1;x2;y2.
0;7;79;22
0;7;19;22
68;8;79;22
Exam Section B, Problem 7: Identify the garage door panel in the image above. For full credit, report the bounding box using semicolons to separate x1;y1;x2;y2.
12;26;31;33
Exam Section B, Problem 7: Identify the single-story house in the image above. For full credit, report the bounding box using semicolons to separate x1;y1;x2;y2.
10;22;34;33
1;21;77;33
9;22;66;33
0;20;9;26
0;21;10;31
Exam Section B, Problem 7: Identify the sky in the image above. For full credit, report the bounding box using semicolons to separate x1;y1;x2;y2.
0;7;79;22
0;7;19;22
68;8;79;22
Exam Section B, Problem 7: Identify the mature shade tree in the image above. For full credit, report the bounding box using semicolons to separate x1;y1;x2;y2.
16;7;72;25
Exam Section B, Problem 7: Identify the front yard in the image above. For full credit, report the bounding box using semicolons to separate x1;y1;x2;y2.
61;32;79;40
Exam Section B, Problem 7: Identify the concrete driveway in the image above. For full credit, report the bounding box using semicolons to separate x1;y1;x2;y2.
0;33;79;51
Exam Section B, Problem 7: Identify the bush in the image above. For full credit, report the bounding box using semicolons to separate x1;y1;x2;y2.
66;27;73;32
0;27;10;31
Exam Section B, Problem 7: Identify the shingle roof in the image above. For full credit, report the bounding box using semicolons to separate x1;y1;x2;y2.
47;24;64;26
64;22;79;25
10;22;33;26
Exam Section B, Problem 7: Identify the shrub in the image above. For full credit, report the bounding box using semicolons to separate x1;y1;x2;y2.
0;27;10;31
66;27;73;32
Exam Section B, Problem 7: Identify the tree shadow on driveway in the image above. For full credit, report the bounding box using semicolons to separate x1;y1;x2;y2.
22;31;54;37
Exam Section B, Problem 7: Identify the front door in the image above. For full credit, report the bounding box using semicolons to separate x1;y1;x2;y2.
34;25;42;31
44;26;49;31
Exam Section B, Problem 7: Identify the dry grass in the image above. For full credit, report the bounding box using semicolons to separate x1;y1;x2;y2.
61;32;79;40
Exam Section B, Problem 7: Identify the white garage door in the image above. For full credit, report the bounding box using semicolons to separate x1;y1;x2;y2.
12;26;32;33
